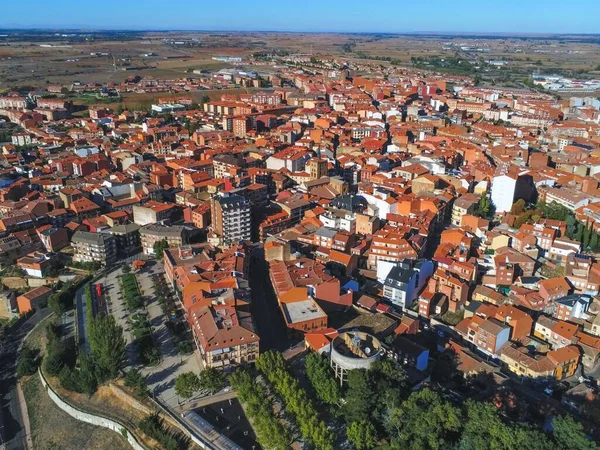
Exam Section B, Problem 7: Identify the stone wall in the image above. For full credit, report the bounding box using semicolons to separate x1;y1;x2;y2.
38;370;147;450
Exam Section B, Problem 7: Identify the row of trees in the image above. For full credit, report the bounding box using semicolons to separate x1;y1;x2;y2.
173;368;226;399
304;352;341;405
50;314;126;396
229;369;290;450
256;351;335;450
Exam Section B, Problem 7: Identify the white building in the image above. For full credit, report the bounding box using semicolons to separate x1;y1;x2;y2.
491;165;535;213
382;259;434;309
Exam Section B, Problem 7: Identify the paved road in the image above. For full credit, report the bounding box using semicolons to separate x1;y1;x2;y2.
248;248;289;352
0;309;51;450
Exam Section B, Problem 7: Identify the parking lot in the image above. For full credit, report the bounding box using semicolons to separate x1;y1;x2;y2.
194;399;259;450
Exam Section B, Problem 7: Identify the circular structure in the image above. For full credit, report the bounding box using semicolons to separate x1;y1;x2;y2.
330;331;383;385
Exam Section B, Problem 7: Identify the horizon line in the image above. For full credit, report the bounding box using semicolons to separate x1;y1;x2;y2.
1;26;599;36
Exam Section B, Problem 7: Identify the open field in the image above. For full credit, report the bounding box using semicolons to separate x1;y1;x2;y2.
1;30;600;92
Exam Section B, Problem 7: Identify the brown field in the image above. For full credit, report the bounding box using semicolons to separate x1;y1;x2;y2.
1;31;599;96
23;374;131;450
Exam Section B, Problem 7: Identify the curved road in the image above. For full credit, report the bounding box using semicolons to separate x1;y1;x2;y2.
0;309;50;450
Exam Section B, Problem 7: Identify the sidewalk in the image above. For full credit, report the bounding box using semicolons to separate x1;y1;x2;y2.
136;262;202;408
101;267;139;366
15;381;33;450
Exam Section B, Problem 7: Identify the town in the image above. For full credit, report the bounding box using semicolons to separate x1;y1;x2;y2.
1;24;600;450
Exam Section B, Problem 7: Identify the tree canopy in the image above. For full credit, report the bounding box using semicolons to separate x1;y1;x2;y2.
174;372;201;399
88;315;126;382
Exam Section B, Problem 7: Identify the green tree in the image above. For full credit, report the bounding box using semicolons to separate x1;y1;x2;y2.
122;264;131;274
17;345;40;377
74;353;98;397
510;199;526;216
583;223;593;248
198;367;226;394
48;292;66;317
153;239;169;259
552;415;598;450
475;195;494;218
343;369;373;423
347;420;378;450
305;352;341;405
460;400;553;450
370;359;407;420
88;315;126;382
387;388;462;450
591;230;599;250
575;222;585;242
175;372;201;399
124;368;148;397
566;215;577;239
44;323;71;376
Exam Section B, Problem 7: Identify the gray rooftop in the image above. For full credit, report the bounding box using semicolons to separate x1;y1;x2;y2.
282;299;326;324
72;230;114;246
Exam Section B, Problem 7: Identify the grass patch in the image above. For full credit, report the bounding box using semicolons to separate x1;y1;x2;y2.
440;309;465;326
120;273;142;310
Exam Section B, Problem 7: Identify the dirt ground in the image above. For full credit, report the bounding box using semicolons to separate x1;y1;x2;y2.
1;276;28;290
22;374;131;450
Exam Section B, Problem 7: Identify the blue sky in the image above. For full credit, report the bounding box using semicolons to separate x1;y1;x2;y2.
2;0;599;34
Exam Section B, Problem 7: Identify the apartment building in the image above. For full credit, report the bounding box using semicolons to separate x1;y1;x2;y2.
382;259;434;309
211;194;252;246
188;302;260;370
71;231;117;265
456;315;511;357
110;223;141;258
140;224;191;255
428;269;470;312
500;344;580;380
451;193;479;226
367;228;418;270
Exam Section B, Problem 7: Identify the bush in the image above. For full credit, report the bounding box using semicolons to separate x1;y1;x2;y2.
44;323;73;376
139;413;185;450
71;261;102;271
124;368;148;398
17;345;40;377
177;341;193;355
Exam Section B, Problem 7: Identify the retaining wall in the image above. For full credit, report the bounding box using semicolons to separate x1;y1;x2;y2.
37;370;147;450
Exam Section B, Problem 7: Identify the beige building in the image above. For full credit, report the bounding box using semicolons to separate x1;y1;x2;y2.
71;231;117;266
140;224;191;255
188;303;259;370
451;193;479;226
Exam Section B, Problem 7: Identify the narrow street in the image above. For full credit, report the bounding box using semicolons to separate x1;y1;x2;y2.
248;248;289;352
